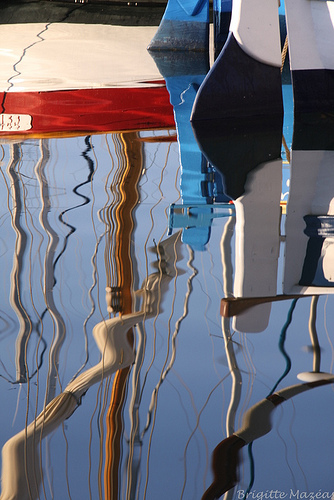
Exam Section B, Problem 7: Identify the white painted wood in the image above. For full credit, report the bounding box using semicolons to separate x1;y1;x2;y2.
232;159;281;333
297;371;334;382
283;150;334;295
0;24;163;93
285;0;334;70
233;159;282;299
229;0;282;67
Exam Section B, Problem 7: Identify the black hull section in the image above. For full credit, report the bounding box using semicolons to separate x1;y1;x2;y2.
191;33;283;122
213;11;231;59
0;1;165;26
292;69;334;118
292;114;334;151
192;117;283;200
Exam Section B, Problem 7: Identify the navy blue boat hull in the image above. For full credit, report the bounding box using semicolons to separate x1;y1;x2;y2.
191;33;283;122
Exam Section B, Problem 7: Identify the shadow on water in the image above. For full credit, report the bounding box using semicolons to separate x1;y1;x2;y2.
1;1;334;499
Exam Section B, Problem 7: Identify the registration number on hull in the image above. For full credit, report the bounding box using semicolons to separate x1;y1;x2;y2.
0;114;32;132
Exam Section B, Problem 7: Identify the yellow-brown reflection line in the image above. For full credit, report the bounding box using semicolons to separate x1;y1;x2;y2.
103;134;118;291
220;214;241;500
275;404;297;489
287;399;308;490
0;127;176;142
63;425;73;500
35;140;66;404
237;332;256;431
309;296;320;373
33;139;58;500
7;143;32;385
89;379;108;500
0;143;4;163
221;318;242;439
323;295;334;381
75;136;99;380
88;135;99;244
99;376;113;500
0;239;179;499
116;136;173;499
0;310;139;499
142;243;200;500
173;367;211;497
200;246;224;396
16;147;37;500
137;132;177;143
0;148;28;433
106;133;127;291
126;236;182;497
221;327;242;498
140;142;172;385
18;140;53;499
130;143;171;491
70;233;105;384
18;145;51;500
180;374;231;500
0;145;11;208
104;131;142;500
0;148;26;387
111;136;131;289
142;232;179;500
126;322;146;500
97;153;122;500
174;164;182;205
161;243;196;381
36;139;71;497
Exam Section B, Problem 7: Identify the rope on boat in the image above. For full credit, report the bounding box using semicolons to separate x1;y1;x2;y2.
281;35;289;70
281;35;291;164
282;134;291;163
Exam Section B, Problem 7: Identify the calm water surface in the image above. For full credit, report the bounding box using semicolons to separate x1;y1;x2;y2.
0;7;334;500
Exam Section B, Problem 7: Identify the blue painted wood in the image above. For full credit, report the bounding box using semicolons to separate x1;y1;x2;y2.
147;0;209;51
176;0;207;17
150;52;229;249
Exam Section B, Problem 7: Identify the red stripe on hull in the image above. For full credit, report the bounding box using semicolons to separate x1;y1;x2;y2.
0;85;175;136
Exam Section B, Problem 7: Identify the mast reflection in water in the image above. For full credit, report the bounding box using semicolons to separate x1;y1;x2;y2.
0;116;334;499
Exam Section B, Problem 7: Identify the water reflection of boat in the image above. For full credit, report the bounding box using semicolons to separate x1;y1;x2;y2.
193;112;334;319
0;3;175;138
0;128;188;499
284;117;334;295
192;116;286;331
0;230;183;500
203;371;334;499
204;288;334;500
193;106;334;498
149;51;231;249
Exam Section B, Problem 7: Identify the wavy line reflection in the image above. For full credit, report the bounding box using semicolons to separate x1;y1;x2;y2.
0;230;182;500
